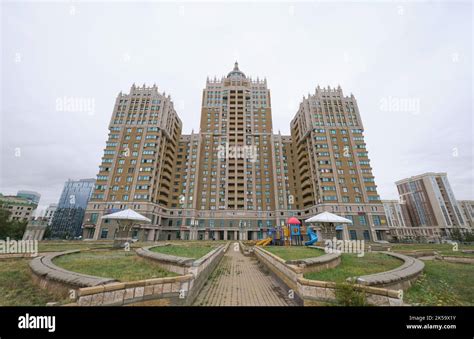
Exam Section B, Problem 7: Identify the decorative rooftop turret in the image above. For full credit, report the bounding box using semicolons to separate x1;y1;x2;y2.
227;61;246;79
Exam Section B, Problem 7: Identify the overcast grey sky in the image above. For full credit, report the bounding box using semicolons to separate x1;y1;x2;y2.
1;1;472;213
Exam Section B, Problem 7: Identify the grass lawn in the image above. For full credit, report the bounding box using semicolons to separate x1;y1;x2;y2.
304;253;402;283
38;241;113;253
39;240;227;253
405;261;474;306
263;246;325;261
53;250;176;282
0;259;69;306
390;243;474;257
150;244;215;259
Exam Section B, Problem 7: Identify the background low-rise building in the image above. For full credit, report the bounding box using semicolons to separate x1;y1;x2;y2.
16;190;41;205
0;193;38;222
43;203;58;226
22;217;49;241
49;179;95;239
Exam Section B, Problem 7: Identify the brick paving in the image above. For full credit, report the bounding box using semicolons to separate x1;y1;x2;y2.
193;243;298;306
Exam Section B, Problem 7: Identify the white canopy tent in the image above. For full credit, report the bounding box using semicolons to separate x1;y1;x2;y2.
305;211;353;241
101;209;151;248
101;209;151;223
305;211;353;224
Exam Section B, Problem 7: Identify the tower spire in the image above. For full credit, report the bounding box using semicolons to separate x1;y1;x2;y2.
227;61;245;78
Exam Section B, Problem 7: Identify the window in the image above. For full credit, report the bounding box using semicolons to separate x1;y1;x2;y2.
373;215;381;226
349;230;357;240
363;230;370;241
358;215;367;226
100;228;108;239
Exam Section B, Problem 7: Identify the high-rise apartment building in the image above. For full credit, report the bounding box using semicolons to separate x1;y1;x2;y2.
458;200;474;229
289;86;388;241
83;63;388;242
82;84;182;241
396;172;468;238
49;178;95;238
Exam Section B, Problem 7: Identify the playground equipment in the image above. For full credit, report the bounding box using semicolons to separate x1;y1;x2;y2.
258;218;305;246
305;211;353;241
283;225;290;246
304;227;318;246
254;217;317;247
287;217;303;246
256;237;272;246
269;226;283;246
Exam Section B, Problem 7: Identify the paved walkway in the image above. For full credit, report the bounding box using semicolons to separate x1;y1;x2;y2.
193;243;298;306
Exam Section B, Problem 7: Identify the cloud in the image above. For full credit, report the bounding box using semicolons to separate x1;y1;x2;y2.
1;2;472;210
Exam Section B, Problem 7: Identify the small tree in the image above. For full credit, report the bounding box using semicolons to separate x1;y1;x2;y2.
464;231;474;242
43;226;52;240
450;228;464;242
0;209;28;240
335;281;367;306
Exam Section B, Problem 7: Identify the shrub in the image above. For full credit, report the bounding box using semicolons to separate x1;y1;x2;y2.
0;209;28;240
334;281;367;306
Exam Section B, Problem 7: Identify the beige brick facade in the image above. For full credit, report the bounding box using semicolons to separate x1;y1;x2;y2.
83;63;388;242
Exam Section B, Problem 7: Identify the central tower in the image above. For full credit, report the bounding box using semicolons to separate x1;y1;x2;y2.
197;62;275;212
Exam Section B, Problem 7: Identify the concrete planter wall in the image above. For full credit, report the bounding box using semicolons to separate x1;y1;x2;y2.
354;252;424;291
286;246;341;274
135;246;195;275
76;242;229;306
297;277;403;306
238;241;253;256
76;274;194;306
136;243;227;275
29;243;229;306
253;247;421;306
29;250;117;298
253;246;341;289
253;246;302;291
394;250;437;258
0;253;37;259
367;244;392;252
436;255;474;264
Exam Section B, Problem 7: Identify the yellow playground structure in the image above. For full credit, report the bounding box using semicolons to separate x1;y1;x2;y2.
255;237;272;246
